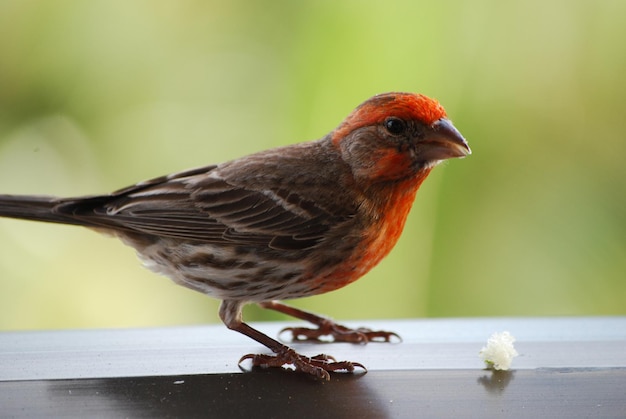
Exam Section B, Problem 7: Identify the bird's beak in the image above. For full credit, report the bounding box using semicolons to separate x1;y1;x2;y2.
423;118;471;160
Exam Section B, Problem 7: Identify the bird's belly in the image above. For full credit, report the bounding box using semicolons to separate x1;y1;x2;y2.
133;240;325;301
124;224;394;303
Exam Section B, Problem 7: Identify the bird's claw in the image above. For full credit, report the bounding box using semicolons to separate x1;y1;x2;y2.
238;347;366;380
279;320;402;344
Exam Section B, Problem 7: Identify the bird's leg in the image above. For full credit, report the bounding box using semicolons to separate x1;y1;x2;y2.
220;301;365;380
258;300;401;344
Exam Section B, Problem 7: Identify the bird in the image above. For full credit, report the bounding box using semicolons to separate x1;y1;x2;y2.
0;92;470;380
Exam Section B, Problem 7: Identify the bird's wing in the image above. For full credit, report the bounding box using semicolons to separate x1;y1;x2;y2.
56;165;354;251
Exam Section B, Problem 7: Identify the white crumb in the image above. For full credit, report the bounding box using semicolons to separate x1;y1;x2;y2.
479;331;518;370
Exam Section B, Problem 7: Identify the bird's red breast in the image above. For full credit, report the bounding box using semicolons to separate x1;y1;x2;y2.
314;167;433;294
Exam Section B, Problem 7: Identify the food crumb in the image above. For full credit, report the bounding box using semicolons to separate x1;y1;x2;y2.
479;331;518;370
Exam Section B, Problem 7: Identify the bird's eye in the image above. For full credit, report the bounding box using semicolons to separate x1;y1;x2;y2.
384;117;406;135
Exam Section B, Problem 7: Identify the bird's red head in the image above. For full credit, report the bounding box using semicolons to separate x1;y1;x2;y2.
330;92;469;183
332;93;447;144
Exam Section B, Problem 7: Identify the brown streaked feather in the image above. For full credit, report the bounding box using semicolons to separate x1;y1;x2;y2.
51;161;356;250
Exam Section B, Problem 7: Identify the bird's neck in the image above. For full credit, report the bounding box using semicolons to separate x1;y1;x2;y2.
362;167;433;263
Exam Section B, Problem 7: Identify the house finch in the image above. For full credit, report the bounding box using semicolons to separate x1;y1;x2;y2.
0;92;470;379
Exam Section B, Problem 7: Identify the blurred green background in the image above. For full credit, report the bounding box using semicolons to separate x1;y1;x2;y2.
0;0;624;330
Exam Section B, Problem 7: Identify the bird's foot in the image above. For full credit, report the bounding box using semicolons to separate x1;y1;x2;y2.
239;347;366;380
279;319;402;344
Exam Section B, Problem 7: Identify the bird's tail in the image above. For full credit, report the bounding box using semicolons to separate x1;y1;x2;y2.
0;195;82;226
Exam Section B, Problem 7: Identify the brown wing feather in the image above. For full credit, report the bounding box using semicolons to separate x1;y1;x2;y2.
54;164;355;250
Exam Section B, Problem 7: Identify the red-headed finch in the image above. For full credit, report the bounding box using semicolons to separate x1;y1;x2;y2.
0;92;470;379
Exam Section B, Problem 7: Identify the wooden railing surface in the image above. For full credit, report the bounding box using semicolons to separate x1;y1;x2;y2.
1;317;624;417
